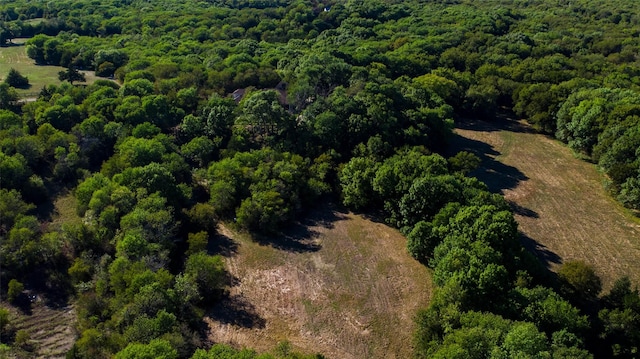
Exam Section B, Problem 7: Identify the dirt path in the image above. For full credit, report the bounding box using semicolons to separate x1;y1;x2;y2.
205;206;432;358
451;116;640;290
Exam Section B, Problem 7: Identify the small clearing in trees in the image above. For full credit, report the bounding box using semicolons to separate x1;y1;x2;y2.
206;205;432;358
451;115;640;290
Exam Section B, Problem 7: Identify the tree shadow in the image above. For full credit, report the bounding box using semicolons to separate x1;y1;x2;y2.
449;133;529;193
254;204;349;253
207;293;266;329
11;293;33;315
519;233;562;270
456;112;537;134
42;287;73;309
207;231;239;258
509;201;539;218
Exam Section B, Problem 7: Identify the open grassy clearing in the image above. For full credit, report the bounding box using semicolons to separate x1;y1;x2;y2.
2;302;76;359
0;39;102;97
206;205;432;358
451;116;640;290
0;192;80;358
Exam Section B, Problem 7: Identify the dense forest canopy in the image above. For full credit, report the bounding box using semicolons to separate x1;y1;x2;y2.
1;0;640;357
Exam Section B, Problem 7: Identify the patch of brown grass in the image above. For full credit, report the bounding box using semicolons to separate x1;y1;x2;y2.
206;205;432;358
2;301;76;358
452;116;640;291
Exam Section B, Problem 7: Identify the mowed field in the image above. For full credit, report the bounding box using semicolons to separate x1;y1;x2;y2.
451;116;640;290
206;206;432;359
0;39;100;97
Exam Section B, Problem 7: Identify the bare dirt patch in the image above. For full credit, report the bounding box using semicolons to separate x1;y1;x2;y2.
205;205;432;358
3;300;76;358
451;116;640;290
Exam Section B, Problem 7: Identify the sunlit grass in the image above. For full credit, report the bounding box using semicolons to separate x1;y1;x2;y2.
0;39;102;98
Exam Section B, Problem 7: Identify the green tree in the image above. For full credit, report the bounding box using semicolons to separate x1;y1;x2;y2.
407;221;439;264
597;276;640;357
0;189;34;233
339;156;379;210
184;252;225;301
557;260;602;306
493;322;550;358
185;203;217;233
58;67;86;85
448;151;481;175
398;175;463;227
0;308;9;335
3;68;29;89
0;151;31;190
120;78;154;97
181;136;215;167
0;83;18;109
7;279;24;303
235;90;293;149
186;231;209;255
115;339;177;359
236;190;287;232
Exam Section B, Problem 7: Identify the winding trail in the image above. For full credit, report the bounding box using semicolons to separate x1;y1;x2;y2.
451;116;640;289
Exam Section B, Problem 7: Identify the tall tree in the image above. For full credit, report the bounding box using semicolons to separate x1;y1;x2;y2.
3;68;29;89
58;67;86;85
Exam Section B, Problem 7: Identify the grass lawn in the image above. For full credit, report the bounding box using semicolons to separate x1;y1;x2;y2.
451;116;640;291
0;39;102;98
206;204;432;359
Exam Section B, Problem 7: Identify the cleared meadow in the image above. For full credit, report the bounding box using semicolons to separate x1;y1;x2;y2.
206;206;432;358
451;116;640;290
0;39;100;97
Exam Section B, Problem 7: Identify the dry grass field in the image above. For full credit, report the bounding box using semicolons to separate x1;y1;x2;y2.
2;302;76;358
206;205;432;358
451;115;640;290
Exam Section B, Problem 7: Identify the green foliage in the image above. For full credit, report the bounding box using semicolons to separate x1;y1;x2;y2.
494;322;550;358
2;0;640;357
398;175;464;227
58;67;86;84
185;203;217;233
234;90;293;150
190;342;324;359
120;79;155;97
0;189;34;233
0;308;9;334
14;329;33;351
448;151;481;175
186;231;209;255
207;149;327;232
339;157;379;210
4;68;29;89
557;260;602;306
68;257;93;283
181;137;215;167
184;252;225;301
407;221;438;264
115;339;177;359
0;83;18;109
7;279;24;303
598;276;640;357
512;286;589;336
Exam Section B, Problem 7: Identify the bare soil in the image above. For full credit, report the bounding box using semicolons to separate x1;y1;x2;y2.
205;205;432;358
2;300;76;358
451;115;640;290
